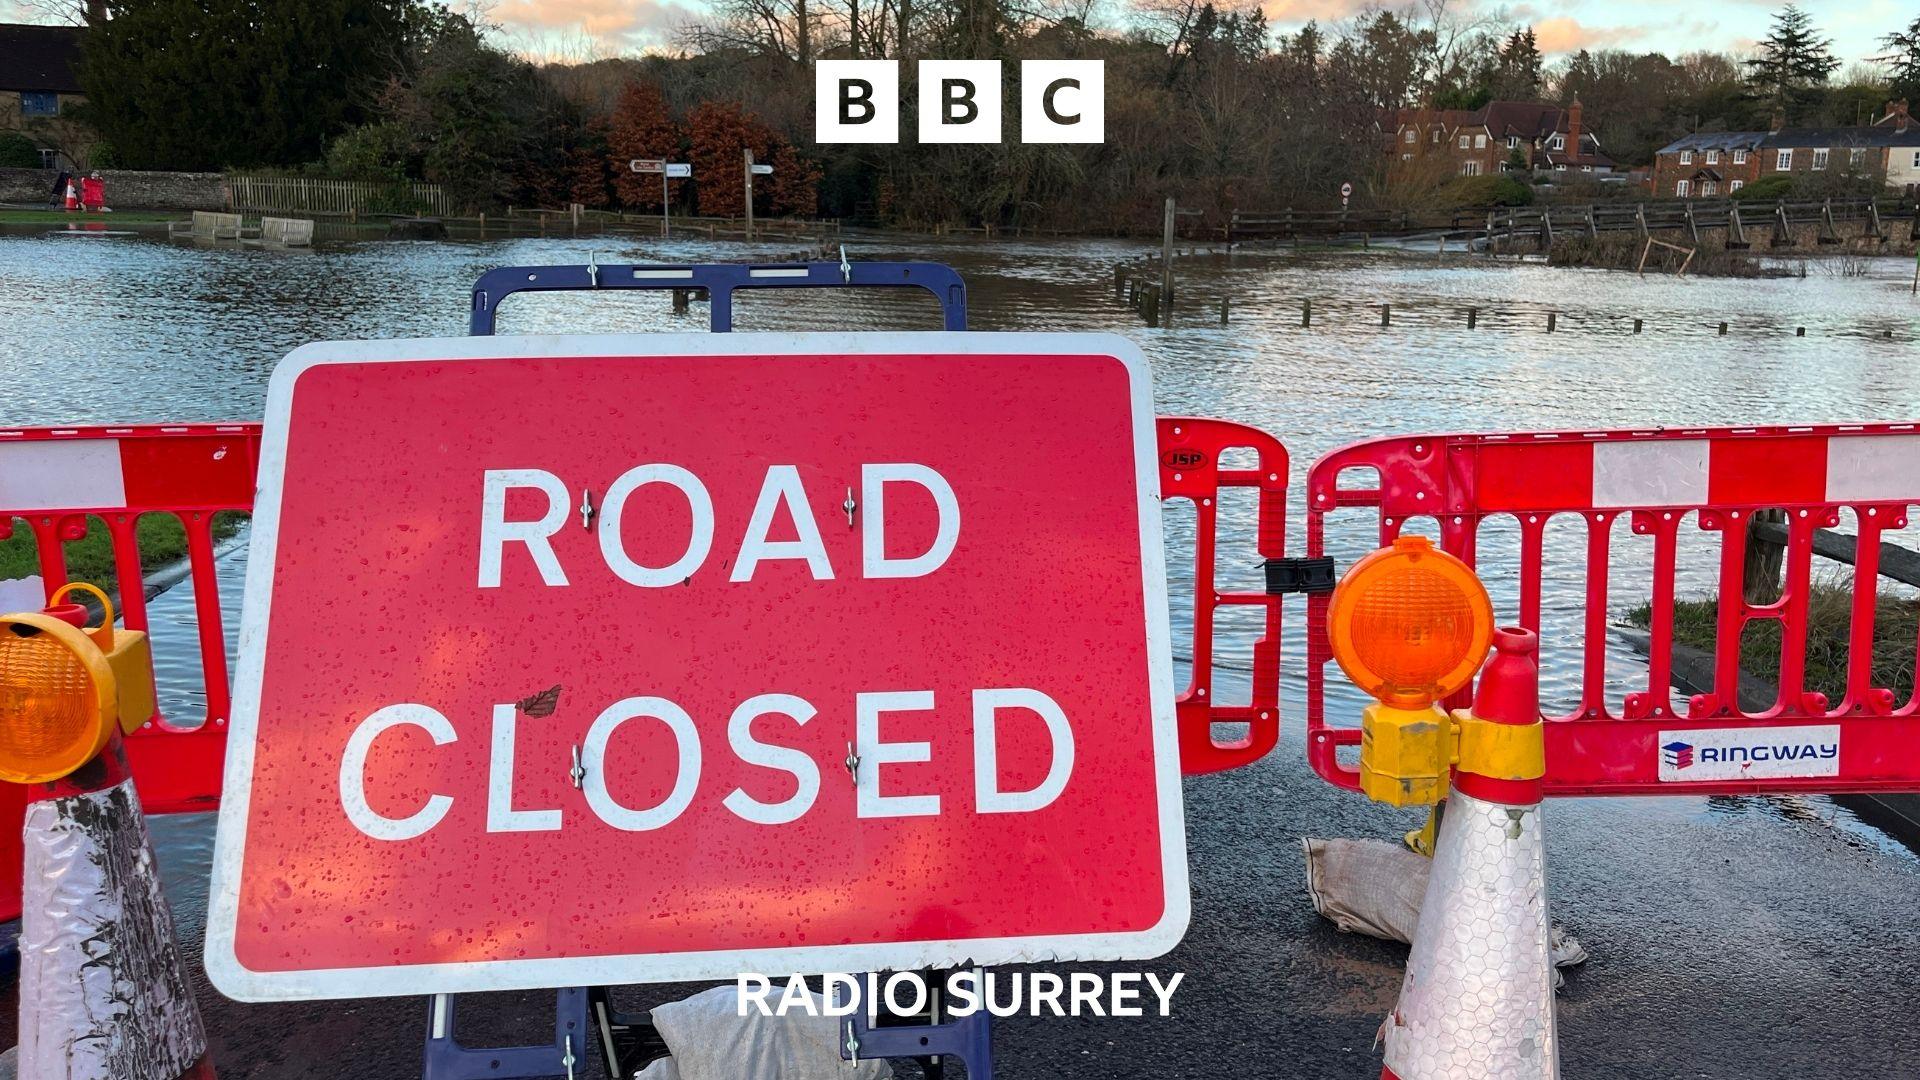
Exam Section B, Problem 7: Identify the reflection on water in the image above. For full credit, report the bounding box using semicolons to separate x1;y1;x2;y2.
5;224;1918;860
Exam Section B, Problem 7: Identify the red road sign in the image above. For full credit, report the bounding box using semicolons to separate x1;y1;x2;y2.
206;332;1186;1000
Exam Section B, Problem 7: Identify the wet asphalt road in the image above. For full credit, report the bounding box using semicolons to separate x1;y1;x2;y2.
7;745;1910;1079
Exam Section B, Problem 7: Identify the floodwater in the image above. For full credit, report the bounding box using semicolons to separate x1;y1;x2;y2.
1;223;1918;1078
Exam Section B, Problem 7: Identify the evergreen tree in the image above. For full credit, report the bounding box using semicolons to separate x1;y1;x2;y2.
1876;16;1920;105
1494;29;1542;100
1743;5;1840;121
78;0;426;171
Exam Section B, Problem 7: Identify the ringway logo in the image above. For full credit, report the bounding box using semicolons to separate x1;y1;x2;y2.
1655;724;1839;782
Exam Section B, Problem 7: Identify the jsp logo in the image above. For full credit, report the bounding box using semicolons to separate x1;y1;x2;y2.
816;60;1104;145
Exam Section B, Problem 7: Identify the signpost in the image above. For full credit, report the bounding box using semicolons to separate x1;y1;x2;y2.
1340;181;1352;211
629;159;692;237
742;150;775;241
207;331;1187;1000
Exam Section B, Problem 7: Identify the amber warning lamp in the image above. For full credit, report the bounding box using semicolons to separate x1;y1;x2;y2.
0;583;155;784
1327;536;1494;807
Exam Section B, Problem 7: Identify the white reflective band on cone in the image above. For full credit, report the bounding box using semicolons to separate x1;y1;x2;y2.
19;778;208;1080
1382;789;1558;1080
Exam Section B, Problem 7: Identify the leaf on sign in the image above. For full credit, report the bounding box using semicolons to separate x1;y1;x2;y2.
517;685;563;718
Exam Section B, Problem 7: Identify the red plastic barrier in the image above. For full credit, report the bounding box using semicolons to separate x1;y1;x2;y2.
1306;422;1920;797
0;423;260;817
1157;418;1290;774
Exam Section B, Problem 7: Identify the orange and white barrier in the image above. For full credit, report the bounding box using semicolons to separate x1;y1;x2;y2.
1381;628;1556;1080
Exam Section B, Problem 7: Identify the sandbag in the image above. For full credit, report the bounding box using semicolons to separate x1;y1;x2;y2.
1302;836;1590;978
644;986;893;1080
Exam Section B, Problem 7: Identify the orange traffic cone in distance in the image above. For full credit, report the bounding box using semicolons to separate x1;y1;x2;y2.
1381;627;1556;1080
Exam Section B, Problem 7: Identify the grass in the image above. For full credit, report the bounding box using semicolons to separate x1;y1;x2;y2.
0;208;187;225
0;512;249;599
1625;577;1919;705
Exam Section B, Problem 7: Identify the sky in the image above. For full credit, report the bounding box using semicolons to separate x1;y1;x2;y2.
0;0;1908;69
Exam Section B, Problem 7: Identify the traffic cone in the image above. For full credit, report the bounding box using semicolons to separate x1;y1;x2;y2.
16;737;213;1080
1380;627;1556;1080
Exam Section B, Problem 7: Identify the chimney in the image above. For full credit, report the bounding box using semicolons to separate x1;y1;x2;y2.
1567;98;1583;154
86;0;106;21
1769;110;1786;134
1898;99;1912;133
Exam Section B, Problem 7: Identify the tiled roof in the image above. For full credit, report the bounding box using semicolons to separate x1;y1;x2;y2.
1760;126;1920;148
0;23;85;94
1655;131;1768;154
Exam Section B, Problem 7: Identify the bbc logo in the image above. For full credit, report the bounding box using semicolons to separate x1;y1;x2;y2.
816;60;1104;145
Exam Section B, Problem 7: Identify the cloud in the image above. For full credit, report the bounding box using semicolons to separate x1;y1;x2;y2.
1531;16;1647;54
485;0;693;56
1260;0;1378;27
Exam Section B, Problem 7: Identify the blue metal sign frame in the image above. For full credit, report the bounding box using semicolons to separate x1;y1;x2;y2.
468;259;968;334
423;259;991;1080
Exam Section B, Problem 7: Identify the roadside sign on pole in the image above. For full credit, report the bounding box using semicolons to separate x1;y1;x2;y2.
206;332;1187;1000
665;163;692;179
750;164;774;175
1340;182;1352;199
629;159;665;174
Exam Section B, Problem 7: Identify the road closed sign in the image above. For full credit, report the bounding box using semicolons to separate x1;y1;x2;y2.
206;331;1187;1000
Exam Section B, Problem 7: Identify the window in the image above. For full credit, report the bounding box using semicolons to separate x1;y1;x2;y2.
1507;135;1519;149
1679;150;1694;165
1433;129;1443;143
1581;165;1592;172
1913;151;1920;168
1401;152;1413;161
1850;147;1866;168
1676;179;1691;196
19;91;58;117
1461;160;1482;176
1459;134;1470;149
1474;133;1486;149
1700;180;1717;195
1776;148;1793;169
38;148;57;169
1811;148;1829;170
1555;164;1567;172
1705;150;1720;165
1550;135;1565;150
1404;129;1416;144
1729;179;1744;192
1733;149;1749;164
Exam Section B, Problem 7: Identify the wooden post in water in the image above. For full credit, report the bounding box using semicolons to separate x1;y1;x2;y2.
1115;264;1127;299
1743;509;1787;603
1547;312;1557;333
1380;303;1391;328
1467;307;1478;329
672;288;690;313
1633;318;1643;334
1220;298;1230;324
1143;285;1161;328
1719;321;1729;335
1302;298;1312;327
1161;197;1176;324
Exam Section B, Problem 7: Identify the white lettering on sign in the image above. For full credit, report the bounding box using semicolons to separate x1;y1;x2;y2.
973;688;1074;814
338;687;1079;839
733;465;835;582
599;463;714;587
856;690;939;819
722;694;822;826
488;704;563;833
862;463;961;579
1656;724;1841;782
339;704;456;840
478;463;959;586
583;696;703;831
478;469;571;587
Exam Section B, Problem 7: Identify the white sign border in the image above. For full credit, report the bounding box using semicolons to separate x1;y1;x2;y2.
205;330;1188;1002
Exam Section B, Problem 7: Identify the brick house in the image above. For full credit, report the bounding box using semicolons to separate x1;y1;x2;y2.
1649;132;1767;198
1385;99;1615;181
1654;102;1920;197
0;23;93;169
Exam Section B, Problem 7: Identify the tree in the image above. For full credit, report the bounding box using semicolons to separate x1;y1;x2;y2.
1743;5;1840;122
609;80;684;211
78;0;425;170
1876;16;1920;105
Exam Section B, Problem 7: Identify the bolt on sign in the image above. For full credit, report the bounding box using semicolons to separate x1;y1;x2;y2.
206;332;1187;999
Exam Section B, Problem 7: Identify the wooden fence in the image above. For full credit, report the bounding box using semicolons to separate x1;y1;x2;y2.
227;174;452;218
1228;196;1919;246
